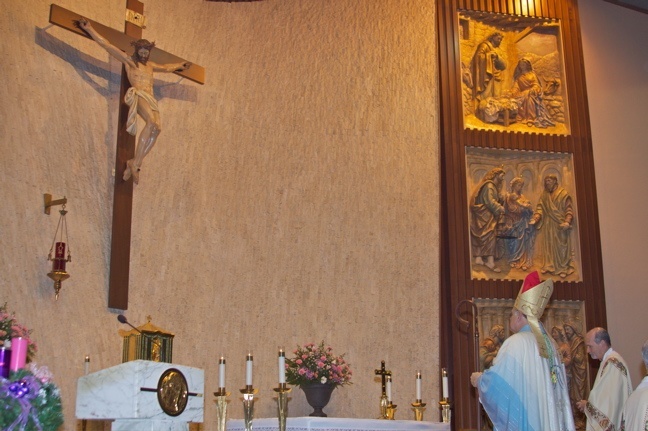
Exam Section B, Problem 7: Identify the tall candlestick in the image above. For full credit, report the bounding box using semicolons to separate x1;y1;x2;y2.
416;370;422;400
246;352;253;386
442;368;449;399
219;356;226;388
386;375;392;402
278;347;286;384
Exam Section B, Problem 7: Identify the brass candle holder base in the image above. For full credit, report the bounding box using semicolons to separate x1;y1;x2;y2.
214;388;230;431
439;398;451;424
240;386;259;431
47;270;69;300
274;383;292;431
378;394;389;419
411;400;427;421
385;402;397;420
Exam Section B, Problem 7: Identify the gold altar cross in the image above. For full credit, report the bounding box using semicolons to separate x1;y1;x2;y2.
49;2;205;310
374;360;392;396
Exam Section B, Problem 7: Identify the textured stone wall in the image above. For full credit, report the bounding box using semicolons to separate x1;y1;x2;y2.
0;0;440;428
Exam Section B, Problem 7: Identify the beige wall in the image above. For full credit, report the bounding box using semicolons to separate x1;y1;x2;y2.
0;0;440;429
580;0;648;385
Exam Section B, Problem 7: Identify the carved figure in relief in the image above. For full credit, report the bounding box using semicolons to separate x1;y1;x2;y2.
564;320;588;429
508;58;555;128
470;32;507;103
470;167;506;273
77;19;191;184
500;177;536;271
552;326;573;374
530;175;576;278
480;324;505;370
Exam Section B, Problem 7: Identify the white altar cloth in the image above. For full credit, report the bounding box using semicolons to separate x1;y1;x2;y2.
227;417;450;431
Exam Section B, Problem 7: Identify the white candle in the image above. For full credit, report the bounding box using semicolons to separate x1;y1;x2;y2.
278;348;286;384
219;356;226;388
416;370;422;400
386;375;392;402
442;368;449;399
246;352;253;386
84;355;90;376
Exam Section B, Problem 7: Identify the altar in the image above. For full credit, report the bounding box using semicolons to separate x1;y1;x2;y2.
227;417;450;431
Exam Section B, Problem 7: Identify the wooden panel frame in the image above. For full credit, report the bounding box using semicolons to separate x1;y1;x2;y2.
437;1;605;430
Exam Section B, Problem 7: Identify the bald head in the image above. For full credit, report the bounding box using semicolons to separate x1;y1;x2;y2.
585;327;611;361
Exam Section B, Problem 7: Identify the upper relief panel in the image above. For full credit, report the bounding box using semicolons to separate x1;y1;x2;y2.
458;10;570;135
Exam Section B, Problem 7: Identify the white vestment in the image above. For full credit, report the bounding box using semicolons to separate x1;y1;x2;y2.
621;376;648;431
585;349;633;431
478;324;575;431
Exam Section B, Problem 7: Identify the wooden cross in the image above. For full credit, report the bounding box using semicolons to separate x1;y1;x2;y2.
374;360;392;396
49;1;205;310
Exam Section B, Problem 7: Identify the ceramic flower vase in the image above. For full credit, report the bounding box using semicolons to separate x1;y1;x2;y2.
301;382;335;417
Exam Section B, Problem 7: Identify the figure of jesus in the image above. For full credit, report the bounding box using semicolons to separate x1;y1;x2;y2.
77;19;191;184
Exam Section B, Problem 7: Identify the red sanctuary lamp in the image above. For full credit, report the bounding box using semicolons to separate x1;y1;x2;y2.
44;194;71;300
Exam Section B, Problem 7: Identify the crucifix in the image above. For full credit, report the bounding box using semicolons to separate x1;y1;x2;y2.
49;1;205;310
374;360;392;418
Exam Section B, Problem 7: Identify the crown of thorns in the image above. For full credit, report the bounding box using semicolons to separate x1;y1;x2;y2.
131;39;156;51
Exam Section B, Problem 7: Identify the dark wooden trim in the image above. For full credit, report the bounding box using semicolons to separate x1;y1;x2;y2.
108;0;143;310
437;0;606;429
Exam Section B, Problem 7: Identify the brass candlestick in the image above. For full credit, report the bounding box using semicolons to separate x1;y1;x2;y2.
274;383;292;431
240;386;258;431
411;400;427;421
439;398;451;424
385;402;397;420
214;388;230;431
379;394;389;419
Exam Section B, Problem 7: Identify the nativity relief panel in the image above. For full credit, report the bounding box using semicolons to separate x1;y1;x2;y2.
458;10;570;135
466;147;582;281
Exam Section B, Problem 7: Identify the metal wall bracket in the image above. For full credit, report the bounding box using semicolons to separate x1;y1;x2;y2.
44;193;67;215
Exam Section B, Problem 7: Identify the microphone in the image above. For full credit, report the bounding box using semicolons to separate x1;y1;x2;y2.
117;314;162;348
117;314;135;328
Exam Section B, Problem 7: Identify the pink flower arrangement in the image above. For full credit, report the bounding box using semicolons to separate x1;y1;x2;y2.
285;341;352;387
0;302;38;362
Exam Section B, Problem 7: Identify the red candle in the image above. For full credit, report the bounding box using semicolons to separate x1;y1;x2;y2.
53;242;66;271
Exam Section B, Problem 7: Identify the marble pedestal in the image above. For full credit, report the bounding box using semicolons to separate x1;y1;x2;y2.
111;419;190;431
76;360;204;430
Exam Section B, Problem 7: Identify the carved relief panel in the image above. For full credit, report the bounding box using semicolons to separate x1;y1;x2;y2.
474;298;589;429
458;10;570;135
466;147;582;281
